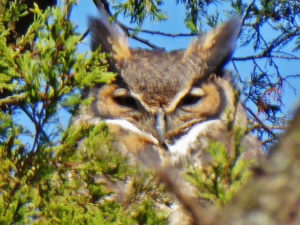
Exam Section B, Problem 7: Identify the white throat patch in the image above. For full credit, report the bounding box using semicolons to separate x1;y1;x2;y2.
167;119;219;157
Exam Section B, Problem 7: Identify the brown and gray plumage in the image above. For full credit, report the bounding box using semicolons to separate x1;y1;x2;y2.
75;15;261;167
73;14;263;225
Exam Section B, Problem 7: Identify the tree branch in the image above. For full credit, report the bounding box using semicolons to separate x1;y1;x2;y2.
233;54;300;61
243;103;277;138
0;93;27;106
130;35;165;50
124;25;196;37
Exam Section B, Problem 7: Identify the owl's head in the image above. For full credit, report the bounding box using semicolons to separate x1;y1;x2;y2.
87;16;245;160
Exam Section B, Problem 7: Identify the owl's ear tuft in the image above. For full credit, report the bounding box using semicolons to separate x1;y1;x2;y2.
89;16;131;62
184;17;242;75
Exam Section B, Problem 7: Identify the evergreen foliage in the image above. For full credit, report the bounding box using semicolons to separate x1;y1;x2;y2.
0;2;168;223
185;136;254;205
0;0;299;224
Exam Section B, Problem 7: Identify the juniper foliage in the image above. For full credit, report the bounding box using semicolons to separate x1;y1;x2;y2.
1;0;299;225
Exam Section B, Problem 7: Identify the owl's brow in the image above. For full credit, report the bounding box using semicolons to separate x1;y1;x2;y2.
164;80;194;112
189;87;205;96
129;91;157;113
104;118;159;145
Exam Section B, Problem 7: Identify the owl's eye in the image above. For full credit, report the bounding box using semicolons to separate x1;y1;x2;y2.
181;87;204;106
114;96;139;109
181;95;201;105
113;88;139;109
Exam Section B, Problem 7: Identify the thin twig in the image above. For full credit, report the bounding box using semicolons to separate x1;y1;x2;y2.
241;0;256;26
80;29;90;41
233;54;300;61
243;103;277;138
285;74;300;79
130;35;165;50
124;25;196;37
253;124;287;130
99;0;113;16
92;0;165;50
263;26;300;56
20;105;50;143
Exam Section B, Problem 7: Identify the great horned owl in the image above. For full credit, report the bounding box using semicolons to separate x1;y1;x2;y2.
75;16;261;168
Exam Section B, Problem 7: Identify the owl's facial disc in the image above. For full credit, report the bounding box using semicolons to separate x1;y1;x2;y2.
153;86;206;142
120;82;222;146
85;16;247;160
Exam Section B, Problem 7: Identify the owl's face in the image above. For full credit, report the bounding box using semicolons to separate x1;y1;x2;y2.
82;17;250;164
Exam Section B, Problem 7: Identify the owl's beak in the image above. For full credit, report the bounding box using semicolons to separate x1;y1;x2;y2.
155;108;166;141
